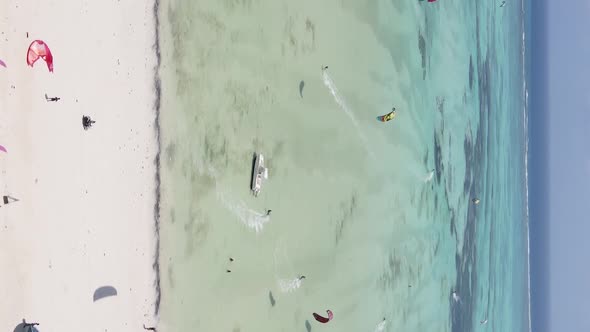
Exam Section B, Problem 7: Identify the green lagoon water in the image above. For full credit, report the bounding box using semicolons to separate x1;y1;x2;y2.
156;0;529;331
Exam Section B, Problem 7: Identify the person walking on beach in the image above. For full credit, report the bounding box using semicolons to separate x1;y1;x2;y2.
45;93;60;102
143;324;157;332
22;321;39;332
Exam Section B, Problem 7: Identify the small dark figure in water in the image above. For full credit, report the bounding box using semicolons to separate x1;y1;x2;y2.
298;275;306;281
229;257;234;262
299;80;305;98
82;115;95;130
266;209;272;216
322;65;328;70
45;94;60;102
226;269;231;273
143;324;157;332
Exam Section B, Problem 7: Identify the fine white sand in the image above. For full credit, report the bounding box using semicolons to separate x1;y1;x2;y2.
0;1;159;332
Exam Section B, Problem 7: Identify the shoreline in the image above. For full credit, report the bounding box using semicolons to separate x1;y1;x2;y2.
151;0;163;318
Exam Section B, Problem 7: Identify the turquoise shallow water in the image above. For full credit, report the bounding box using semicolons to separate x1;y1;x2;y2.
156;0;529;331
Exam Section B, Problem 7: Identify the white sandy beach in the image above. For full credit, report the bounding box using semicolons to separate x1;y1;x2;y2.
0;1;159;332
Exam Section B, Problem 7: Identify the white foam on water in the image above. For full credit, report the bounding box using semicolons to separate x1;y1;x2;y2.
193;162;271;233
424;170;435;183
321;69;375;159
272;242;304;293
217;191;270;233
277;277;304;293
520;1;531;326
374;319;387;332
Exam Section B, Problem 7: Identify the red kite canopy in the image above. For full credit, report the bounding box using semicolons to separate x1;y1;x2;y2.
313;310;334;323
27;40;53;72
0;59;6;68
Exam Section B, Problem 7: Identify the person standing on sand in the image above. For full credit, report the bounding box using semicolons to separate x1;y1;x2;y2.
22;321;39;332
143;324;157;332
44;93;60;102
82;115;96;130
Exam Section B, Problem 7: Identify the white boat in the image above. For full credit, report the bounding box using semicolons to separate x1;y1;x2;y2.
251;153;268;197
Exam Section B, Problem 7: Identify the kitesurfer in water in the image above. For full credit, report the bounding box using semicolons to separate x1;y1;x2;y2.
379;108;397;122
313;310;334;323
322;65;328;70
472;198;480;205
266;209;272;216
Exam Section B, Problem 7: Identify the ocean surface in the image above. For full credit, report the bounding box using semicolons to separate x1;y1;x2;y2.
155;0;530;331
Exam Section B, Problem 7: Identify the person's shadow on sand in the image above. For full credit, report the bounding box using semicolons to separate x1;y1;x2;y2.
13;321;26;332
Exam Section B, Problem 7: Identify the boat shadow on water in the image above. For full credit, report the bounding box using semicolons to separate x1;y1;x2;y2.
249;152;256;191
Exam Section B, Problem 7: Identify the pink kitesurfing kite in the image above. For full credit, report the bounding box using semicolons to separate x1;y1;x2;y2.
0;59;6;68
26;40;53;72
313;310;334;323
0;145;7;153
